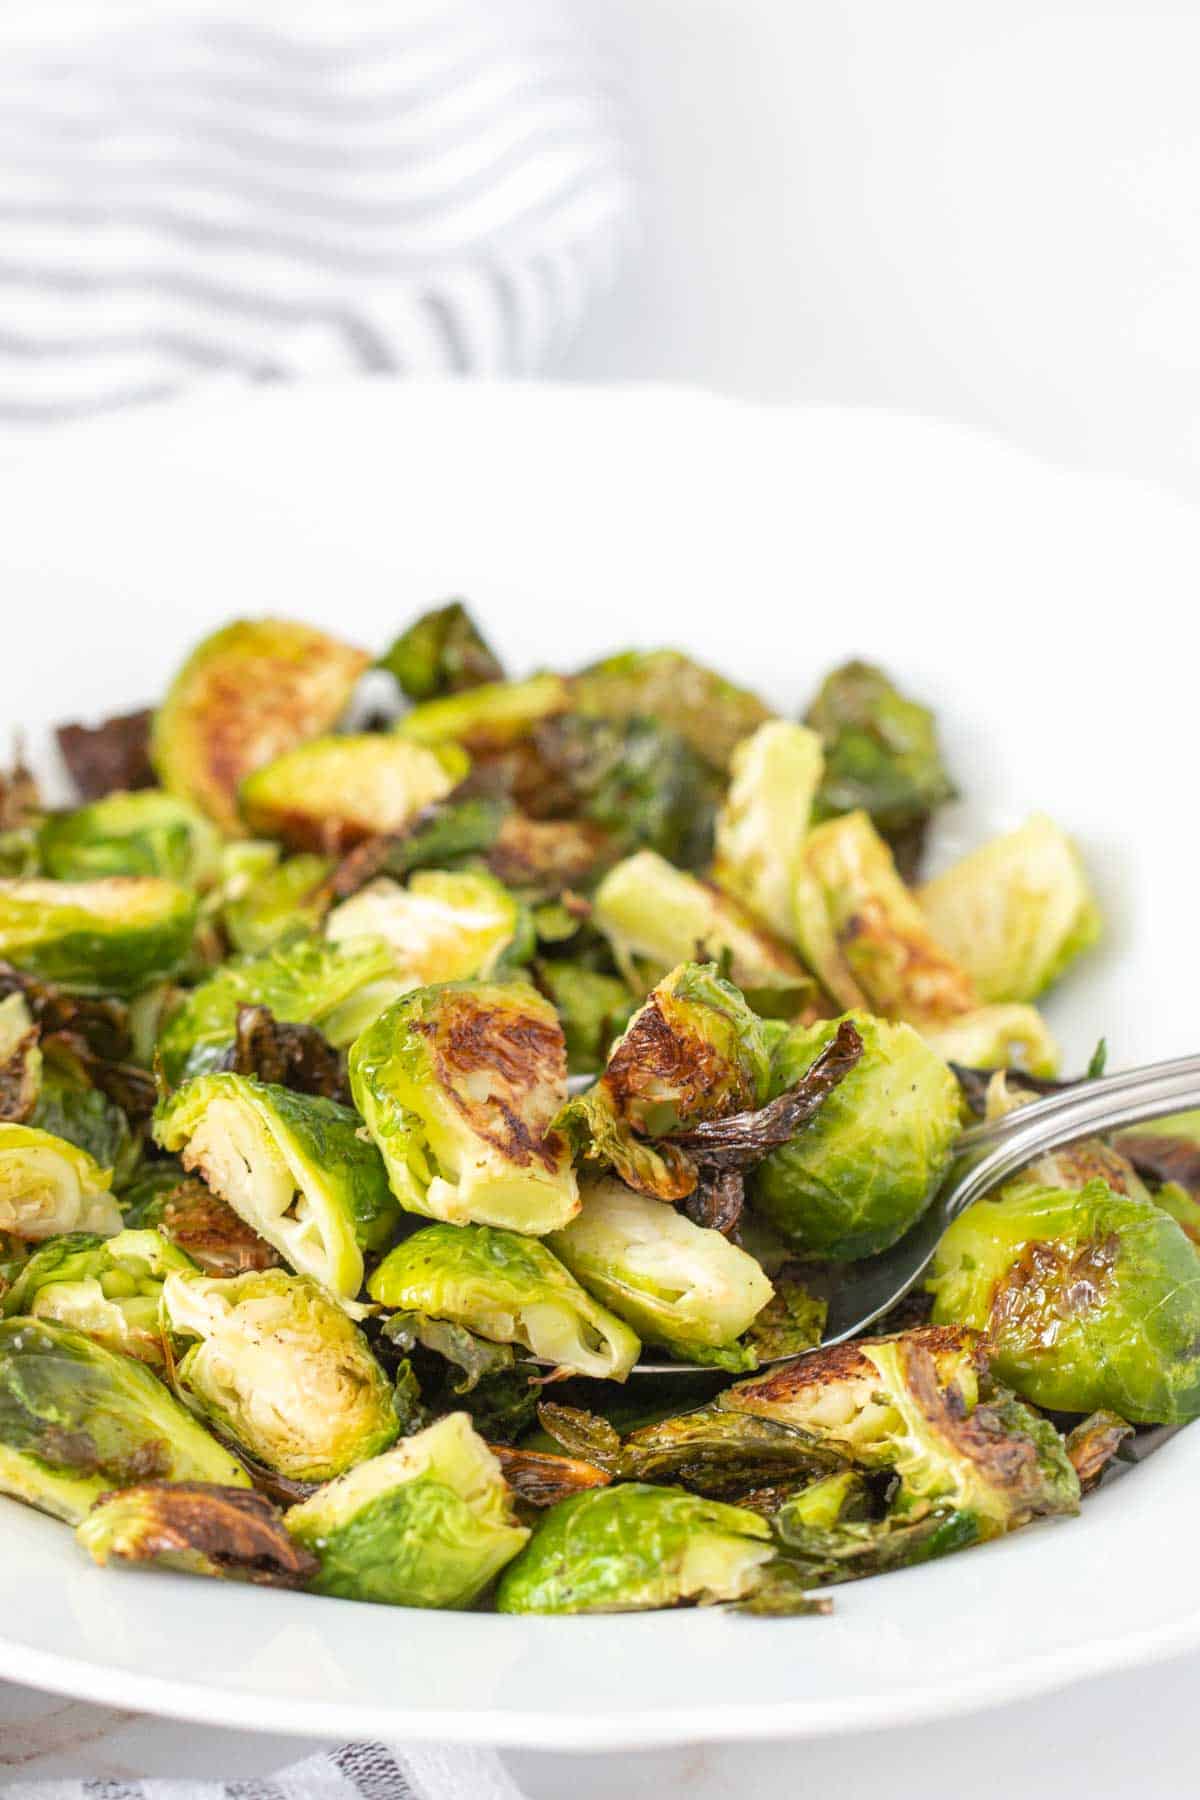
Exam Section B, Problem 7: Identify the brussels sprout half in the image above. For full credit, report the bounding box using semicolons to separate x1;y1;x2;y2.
919;815;1101;1005
928;1178;1200;1423
0;877;197;997
712;721;824;941
723;1326;1079;1535
0;1317;248;1523
285;1412;529;1607
591;851;815;1014
0;1123;122;1241
349;980;579;1234
152;617;370;834
223;852;332;955
920;1004;1061;1079
155;1072;397;1299
239;734;466;854
2;1227;196;1365
397;673;570;753
156;934;395;1085
368;1222;640;1381
549;1177;773;1364
793;813;976;1026
495;1482;778;1614
161;1269;399;1482
750;1012;960;1260
326;869;531;1018
38;790;222;889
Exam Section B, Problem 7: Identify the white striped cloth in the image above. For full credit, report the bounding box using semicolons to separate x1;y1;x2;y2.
0;1;636;423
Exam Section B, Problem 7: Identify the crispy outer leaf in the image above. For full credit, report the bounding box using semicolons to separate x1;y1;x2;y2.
56;710;156;802
217;1004;349;1104
77;1480;318;1586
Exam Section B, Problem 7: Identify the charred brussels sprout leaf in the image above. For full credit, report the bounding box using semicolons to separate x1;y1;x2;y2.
532;961;636;1076
919;815;1101;1003
161;1269;399;1481
378;601;504;701
0;1123;122;1240
368;1222;640;1381
57;708;155;803
712;721;824;941
285;1412;528;1607
771;1483;979;1586
495;1482;779;1613
793;813;976;1026
750;1012;960;1260
151;618;370;834
723;1327;1079;1535
397;673;570;754
549;1177;772;1365
38;791;221;889
539;1401;843;1500
239;734;465;854
572;649;772;771
77;1481;317;1587
0;877;197;997
485;812;614;899
806;661;955;869
0;991;40;1122
223;853;332;955
928;1178;1200;1423
0;1317;249;1523
217;1004;348;1104
1065;1411;1133;1492
122;1161;283;1276
157;935;394;1085
155;1073;398;1299
490;1442;612;1508
349;980;579;1234
1;1227;195;1365
591;852;814;1014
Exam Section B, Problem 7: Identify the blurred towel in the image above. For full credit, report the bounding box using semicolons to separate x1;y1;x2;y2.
0;1;635;423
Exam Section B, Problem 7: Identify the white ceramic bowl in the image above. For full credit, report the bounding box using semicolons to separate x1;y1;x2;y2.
0;382;1197;1748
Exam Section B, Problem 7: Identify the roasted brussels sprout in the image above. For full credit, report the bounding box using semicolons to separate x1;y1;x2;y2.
223;852;332;955
152;618;370;833
239;735;465;854
921;1003;1060;1079
161;1268;399;1481
156;934;394;1085
38;791;221;889
723;1327;1079;1535
0;1123;122;1240
1;1227;195;1364
549;1177;772;1366
0;1317;249;1522
485;812;614;898
327;869;531;1010
572;649;772;770
77;1481;318;1587
285;1412;529;1607
919;815;1101;1003
155;1073;398;1299
378;601;504;701
793;813;976;1025
1065;1411;1133;1492
750;1012;960;1259
349;980;579;1234
770;1478;980;1585
122;1160;283;1276
57;707;154;803
0;877;197;996
591;852;814;1013
397;673;570;753
495;1482;780;1613
712;721;824;940
216;1003;349;1102
368;1222;640;1380
928;1178;1200;1423
559;963;773;1202
806;660;955;870
532;961;637;1076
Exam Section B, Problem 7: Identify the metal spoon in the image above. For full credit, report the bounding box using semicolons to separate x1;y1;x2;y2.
630;1050;1200;1375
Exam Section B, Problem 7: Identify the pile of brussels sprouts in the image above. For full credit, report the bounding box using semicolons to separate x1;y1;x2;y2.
0;602;1195;1617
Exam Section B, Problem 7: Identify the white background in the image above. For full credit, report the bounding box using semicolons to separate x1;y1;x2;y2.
562;0;1200;504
